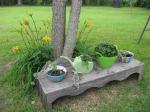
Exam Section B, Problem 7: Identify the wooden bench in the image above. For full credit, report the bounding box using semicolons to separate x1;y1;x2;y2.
37;59;144;111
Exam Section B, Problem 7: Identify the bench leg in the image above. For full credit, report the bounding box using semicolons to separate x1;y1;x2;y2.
138;73;143;81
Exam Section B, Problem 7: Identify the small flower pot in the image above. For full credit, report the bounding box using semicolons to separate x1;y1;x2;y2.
119;51;134;63
46;65;67;83
73;56;94;74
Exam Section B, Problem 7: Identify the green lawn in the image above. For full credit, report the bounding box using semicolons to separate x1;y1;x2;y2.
0;6;150;112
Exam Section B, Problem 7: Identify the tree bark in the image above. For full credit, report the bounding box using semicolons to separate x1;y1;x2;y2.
63;0;82;58
17;0;22;5
52;0;66;58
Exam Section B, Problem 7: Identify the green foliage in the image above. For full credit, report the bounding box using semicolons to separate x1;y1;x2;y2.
80;54;92;62
42;0;52;5
122;0;138;7
73;21;93;58
9;14;54;94
95;43;118;57
48;60;57;70
136;0;150;8
10;44;54;93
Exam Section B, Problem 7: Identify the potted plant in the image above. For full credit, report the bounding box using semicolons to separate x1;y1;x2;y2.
46;61;67;82
119;50;134;63
95;43;119;68
72;54;94;74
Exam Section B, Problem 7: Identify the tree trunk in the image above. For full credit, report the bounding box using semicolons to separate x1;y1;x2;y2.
52;0;66;58
17;0;22;5
63;0;82;57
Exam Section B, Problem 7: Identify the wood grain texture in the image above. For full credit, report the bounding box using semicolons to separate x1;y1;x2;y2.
38;59;144;111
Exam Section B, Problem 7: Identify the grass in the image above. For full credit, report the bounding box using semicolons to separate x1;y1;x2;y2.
0;6;150;112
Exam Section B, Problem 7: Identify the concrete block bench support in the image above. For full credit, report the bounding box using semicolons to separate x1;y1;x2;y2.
37;59;144;111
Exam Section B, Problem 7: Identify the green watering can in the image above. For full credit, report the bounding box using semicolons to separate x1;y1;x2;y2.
95;45;119;69
60;56;94;74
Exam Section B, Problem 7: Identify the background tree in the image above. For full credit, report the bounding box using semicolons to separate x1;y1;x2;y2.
0;0;4;5
113;0;122;8
85;0;90;5
97;0;101;6
17;0;23;5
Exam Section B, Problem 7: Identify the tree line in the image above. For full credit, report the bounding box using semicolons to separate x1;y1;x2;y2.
0;0;150;8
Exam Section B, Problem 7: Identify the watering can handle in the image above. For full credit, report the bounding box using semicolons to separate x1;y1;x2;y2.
60;56;83;74
95;52;102;57
60;56;74;67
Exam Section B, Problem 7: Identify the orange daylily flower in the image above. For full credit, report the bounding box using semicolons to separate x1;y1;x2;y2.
84;21;93;27
11;45;21;53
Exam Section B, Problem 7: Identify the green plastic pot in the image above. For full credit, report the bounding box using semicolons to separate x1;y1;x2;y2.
95;45;119;69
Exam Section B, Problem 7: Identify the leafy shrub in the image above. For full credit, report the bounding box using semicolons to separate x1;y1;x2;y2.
9;14;54;93
122;0;138;6
95;43;118;57
139;0;150;8
11;44;54;93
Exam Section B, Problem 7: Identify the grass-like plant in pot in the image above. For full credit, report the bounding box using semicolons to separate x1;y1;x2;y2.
46;61;67;82
95;43;119;68
72;54;94;74
119;50;134;63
